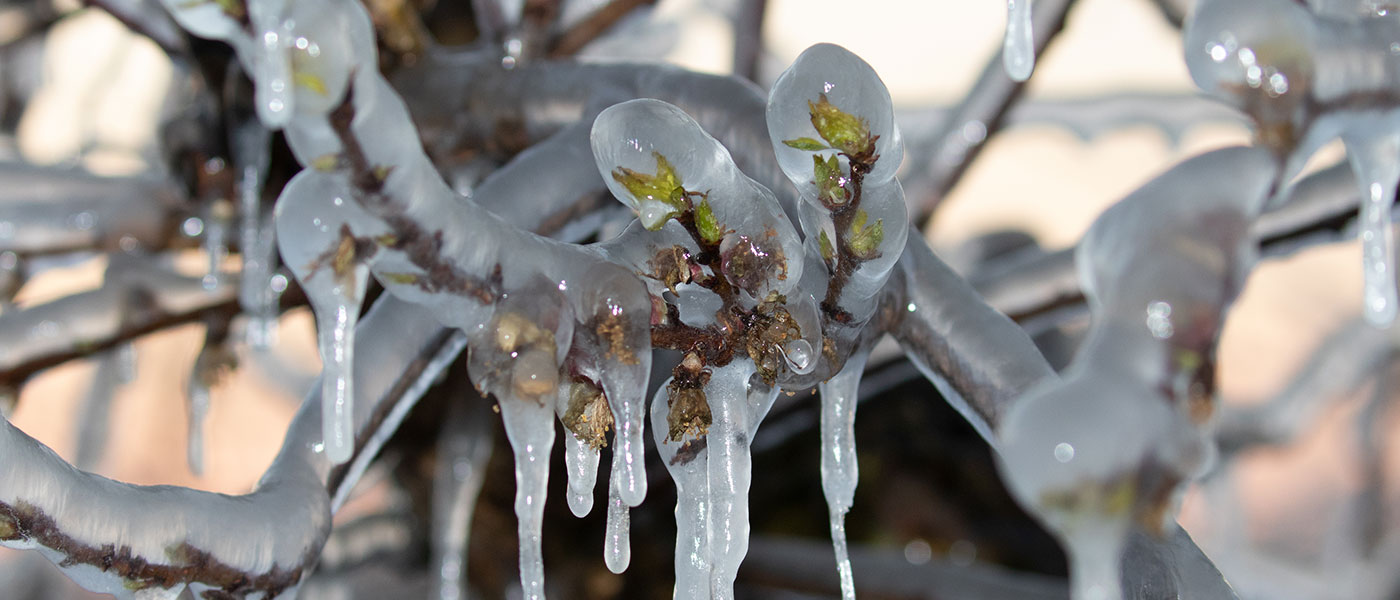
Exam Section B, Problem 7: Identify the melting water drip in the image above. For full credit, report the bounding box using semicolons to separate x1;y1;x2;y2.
604;474;631;574
819;355;867;600
1004;0;1036;82
1344;132;1400;327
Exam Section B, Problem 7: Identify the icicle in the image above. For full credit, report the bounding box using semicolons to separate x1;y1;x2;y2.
705;364;760;599
202;198;232;290
556;383;601;518
819;352;868;600
1004;0;1035;82
496;383;556;600
604;472;631;574
1067;534;1126;600
650;380;710;599
311;287;363;464
233;120;279;348
1343;132;1400;327
431;398;493;600
74;348;123;471
275;172;380;465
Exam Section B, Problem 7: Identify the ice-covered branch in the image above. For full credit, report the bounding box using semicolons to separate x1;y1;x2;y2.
0;261;241;386
997;146;1279;600
0;163;184;257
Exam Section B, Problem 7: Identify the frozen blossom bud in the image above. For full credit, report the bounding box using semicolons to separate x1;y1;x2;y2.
768;43;904;190
592;99;805;299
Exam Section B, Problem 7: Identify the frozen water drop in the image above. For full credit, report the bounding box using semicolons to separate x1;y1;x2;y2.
604;476;631;574
1004;0;1035;82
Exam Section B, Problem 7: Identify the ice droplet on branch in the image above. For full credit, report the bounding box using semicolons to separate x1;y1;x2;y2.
1004;0;1036;82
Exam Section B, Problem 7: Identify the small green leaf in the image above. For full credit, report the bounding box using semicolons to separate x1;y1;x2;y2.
808;93;874;157
782;137;829;151
694;198;724;245
818;229;834;262
611;152;686;210
848;210;884;259
812;154;848;206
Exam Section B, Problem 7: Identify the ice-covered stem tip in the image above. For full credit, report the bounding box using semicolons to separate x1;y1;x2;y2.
1185;0;1400;326
997;147;1280;600
767;43;909;375
592;98;818;385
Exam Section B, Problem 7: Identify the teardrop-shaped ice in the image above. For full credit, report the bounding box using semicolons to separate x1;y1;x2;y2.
275;171;381;464
767;43;904;188
1003;0;1035;82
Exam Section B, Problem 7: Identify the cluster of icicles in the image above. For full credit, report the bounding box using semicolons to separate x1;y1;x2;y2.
156;0;910;596
39;0;1390;598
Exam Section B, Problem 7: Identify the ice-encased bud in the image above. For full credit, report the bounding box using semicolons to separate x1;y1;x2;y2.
998;370;1205;600
591;99;732;230
284;0;354;115
767;43;904;188
591;99;805;303
1184;0;1315;106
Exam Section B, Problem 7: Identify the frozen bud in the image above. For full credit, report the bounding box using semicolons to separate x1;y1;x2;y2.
768;43;904;188
512;347;560;400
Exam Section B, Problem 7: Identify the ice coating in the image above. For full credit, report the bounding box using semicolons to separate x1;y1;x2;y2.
1186;0;1400;325
766;43;903;188
591;99;804;305
1004;0;1036;82
998;147;1278;600
559;410;600;517
650;380;710;599
275;171;385;465
766;43;909;373
705;363;761;598
818;351;869;600
604;472;631;574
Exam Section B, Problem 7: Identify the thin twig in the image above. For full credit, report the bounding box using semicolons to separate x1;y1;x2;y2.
546;0;656;58
731;0;767;82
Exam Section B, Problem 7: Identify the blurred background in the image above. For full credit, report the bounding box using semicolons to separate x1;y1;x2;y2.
0;0;1389;598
